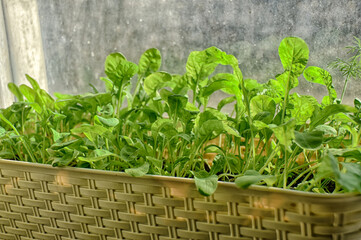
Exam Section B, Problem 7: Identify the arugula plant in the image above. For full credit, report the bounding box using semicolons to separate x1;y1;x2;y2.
0;36;361;196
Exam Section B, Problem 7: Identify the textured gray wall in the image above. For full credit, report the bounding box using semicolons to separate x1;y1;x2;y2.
37;0;361;104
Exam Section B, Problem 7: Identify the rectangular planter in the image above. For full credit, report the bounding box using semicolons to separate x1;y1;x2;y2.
0;159;360;240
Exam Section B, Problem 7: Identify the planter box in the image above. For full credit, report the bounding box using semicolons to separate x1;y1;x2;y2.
0;159;360;240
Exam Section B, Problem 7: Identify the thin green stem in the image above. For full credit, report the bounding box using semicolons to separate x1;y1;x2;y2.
340;74;351;103
283;150;289;189
259;143;280;174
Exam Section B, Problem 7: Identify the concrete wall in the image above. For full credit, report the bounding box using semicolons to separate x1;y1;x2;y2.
0;0;47;107
0;1;12;107
7;0;361;105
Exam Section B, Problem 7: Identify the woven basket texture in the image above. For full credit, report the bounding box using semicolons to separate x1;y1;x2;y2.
0;159;360;240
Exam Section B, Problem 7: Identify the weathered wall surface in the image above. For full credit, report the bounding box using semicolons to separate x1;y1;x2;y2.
3;0;47;88
37;0;361;104
0;1;13;107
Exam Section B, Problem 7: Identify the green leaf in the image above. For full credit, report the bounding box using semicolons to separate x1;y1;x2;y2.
71;124;108;142
71;124;108;135
185;49;219;88
270;119;296;151
317;153;340;181
209;154;226;175
276;71;298;90
151;118;178;139
279;37;309;75
314;125;337;136
277;37;309;91
202;73;239;97
203;46;239;66
146;156;163;171
125;162;150;177
51;148;81;167
7;83;23;101
294;130;323;150
303;66;337;104
250;95;276;123
289;93;315;125
193;170;218;196
339;163;361;192
318;153;361;193
217;96;236;111
194;109;239;138
0;113;20;135
19;84;35;102
120;145;138;162
49;139;83;150
95;115;119;127
144;72;173;96
185;102;200;112
244;79;262;91
354;98;361;110
328;148;361;160
0;126;5;136
100;77;114;92
196;116;240;138
104;52;138;85
235;170;276;189
310;104;357;130
25;74;40;91
138;48;161;76
51;128;70;142
253;120;269;130
78;149;116;163
264;79;285;100
167;94;188;117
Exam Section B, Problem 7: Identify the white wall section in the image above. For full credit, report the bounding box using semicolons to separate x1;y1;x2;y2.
0;1;13;108
2;0;47;102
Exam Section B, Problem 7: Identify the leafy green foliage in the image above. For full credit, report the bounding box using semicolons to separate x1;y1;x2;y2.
1;37;361;195
329;36;361;103
303;66;337;104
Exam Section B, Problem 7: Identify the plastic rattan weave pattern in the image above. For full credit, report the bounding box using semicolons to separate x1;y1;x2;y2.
0;159;360;240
